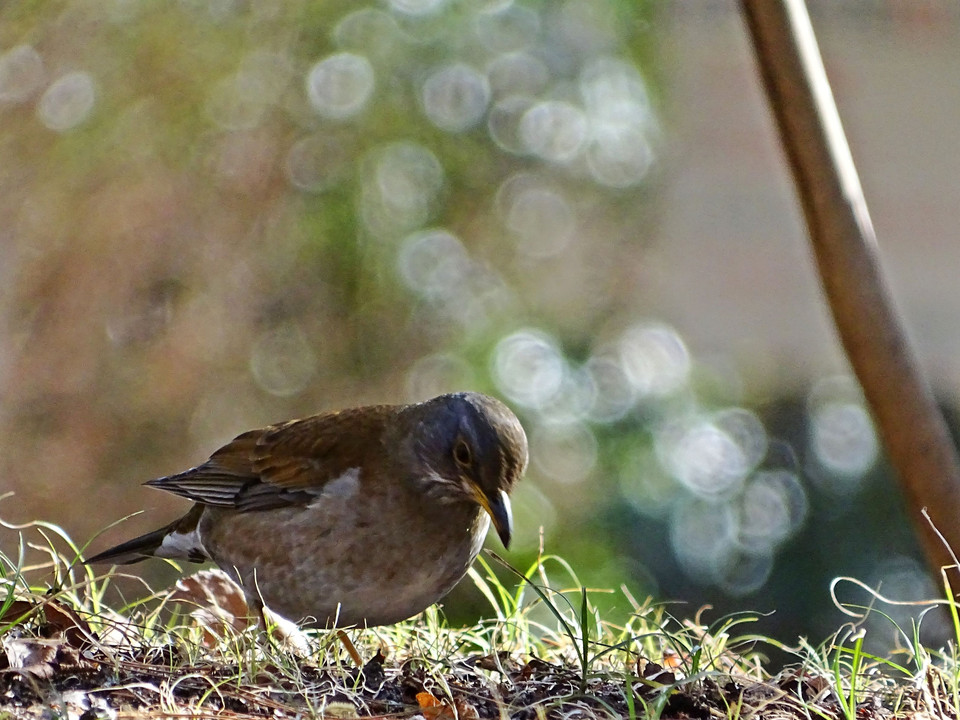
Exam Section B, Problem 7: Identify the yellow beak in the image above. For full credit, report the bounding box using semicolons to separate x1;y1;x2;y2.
473;487;513;549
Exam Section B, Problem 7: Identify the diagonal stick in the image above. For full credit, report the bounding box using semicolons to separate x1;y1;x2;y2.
740;0;960;582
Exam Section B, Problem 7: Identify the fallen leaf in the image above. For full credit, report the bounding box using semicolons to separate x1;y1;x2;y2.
0;597;93;650
417;691;457;720
662;647;683;669
453;697;479;720
417;691;443;708
39;596;93;649
0;600;37;626
168;569;251;646
2;636;59;678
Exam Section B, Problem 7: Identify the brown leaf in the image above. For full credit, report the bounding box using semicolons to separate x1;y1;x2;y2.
0;598;93;649
465;651;513;673
168;568;251;646
39;597;93;649
639;660;675;686
0;600;40;626
417;692;458;720
661;647;683;669
417;691;443;708
452;697;479;720
2;636;60;678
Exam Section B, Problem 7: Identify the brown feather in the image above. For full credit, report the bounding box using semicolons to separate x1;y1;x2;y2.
251;406;392;489
145;406;397;511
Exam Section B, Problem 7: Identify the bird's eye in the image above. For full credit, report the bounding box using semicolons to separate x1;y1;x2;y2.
453;439;472;467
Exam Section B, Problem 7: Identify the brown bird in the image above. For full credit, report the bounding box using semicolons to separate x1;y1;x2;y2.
87;392;528;628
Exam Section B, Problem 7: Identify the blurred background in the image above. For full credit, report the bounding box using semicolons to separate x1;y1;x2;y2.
2;0;959;659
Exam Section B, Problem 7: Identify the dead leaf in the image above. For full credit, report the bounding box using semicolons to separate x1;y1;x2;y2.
465;651;513;673
452;697;479;720
662;647;683;669
2;635;59;678
0;597;93;650
0;600;38;626
39;596;93;649
417;691;443;708
168;569;251;646
417;691;457;720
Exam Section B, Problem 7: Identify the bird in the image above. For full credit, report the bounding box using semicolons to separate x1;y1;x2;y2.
86;392;528;628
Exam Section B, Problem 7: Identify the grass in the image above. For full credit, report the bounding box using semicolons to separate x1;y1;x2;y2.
1;515;960;719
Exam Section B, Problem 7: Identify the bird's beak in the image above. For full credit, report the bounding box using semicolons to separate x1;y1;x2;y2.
473;487;513;549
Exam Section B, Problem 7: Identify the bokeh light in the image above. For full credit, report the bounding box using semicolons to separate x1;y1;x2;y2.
538;366;597;425
531;421;598;485
249;323;317;398
737;472;800;552
206;76;267;131
285;133;353;193
716;550;774;597
37;70;96;131
398;228;472;301
670;499;736;584
421;63;490;133
808;376;878;491
492;329;565;410
580;57;657;187
619;323;691;397
306;52;375;121
474;4;540;53
520;100;589;163
333;10;403;64
397;228;510;328
361;141;445;236
498;175;577;258
237;50;294;107
583;354;636;423
616;444;679;518
486;51;549;98
488;96;536;154
656;415;754;498
388;0;448;17
405;353;475;401
0;45;44;104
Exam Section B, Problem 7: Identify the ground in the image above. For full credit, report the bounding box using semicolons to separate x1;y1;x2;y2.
0;522;956;720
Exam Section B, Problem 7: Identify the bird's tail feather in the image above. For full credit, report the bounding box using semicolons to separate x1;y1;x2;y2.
85;525;173;565
85;505;206;565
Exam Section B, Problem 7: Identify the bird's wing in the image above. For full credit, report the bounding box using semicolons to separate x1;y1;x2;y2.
146;406;394;511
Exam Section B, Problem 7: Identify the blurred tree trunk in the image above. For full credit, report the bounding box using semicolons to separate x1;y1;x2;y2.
740;0;960;585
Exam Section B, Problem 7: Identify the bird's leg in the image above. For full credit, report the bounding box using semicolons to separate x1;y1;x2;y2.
243;578;312;657
245;582;357;664
257;604;312;657
258;605;361;665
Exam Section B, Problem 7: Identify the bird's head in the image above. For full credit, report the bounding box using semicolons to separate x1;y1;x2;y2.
402;392;528;548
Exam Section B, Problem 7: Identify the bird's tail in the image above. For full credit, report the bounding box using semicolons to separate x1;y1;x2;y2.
85;505;207;565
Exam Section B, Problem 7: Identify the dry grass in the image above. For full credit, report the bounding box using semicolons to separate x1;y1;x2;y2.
2;513;959;719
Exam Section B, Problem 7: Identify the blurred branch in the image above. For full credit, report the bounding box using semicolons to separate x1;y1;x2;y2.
740;0;960;580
